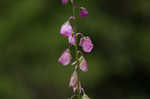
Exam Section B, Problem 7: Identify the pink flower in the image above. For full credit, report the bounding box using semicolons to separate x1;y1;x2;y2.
58;49;72;66
61;0;68;5
79;56;88;72
68;34;76;46
60;21;73;37
69;71;78;92
80;8;88;18
79;36;93;53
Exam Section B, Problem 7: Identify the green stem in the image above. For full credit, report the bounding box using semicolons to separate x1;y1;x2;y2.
75;34;80;99
72;1;81;99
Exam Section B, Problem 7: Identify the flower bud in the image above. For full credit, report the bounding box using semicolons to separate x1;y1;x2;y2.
79;56;88;72
60;21;73;37
79;36;93;53
80;7;88;18
69;71;78;92
61;0;68;5
68;34;76;46
58;49;72;66
82;94;90;99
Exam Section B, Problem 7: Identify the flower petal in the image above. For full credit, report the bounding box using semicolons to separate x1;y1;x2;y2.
58;49;72;66
60;21;73;37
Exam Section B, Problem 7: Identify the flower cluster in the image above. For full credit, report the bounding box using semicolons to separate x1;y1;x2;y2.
58;0;93;98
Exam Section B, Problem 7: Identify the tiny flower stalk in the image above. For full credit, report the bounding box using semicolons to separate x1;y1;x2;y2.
59;0;93;99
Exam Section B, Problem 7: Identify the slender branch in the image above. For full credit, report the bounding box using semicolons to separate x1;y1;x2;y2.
72;1;81;99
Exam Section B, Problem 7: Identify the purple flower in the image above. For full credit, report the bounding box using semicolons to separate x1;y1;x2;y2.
80;8;88;18
69;71;78;92
58;49;72;66
79;56;88;72
68;34;76;46
60;21;73;37
79;36;93;53
61;0;68;5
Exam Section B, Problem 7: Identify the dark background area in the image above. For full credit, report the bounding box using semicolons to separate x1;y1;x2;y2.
0;0;150;99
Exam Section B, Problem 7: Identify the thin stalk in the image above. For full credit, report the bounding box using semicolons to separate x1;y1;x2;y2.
72;1;81;99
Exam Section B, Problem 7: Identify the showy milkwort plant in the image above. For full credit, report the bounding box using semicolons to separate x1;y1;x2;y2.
58;0;93;99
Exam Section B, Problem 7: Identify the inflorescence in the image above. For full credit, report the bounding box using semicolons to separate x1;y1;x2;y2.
58;0;93;99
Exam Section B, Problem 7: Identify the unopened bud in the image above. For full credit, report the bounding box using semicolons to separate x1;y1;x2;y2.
69;71;78;92
80;7;88;18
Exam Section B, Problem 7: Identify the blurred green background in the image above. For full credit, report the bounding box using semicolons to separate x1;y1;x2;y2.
0;0;150;99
